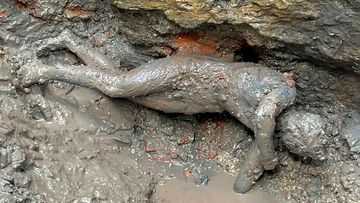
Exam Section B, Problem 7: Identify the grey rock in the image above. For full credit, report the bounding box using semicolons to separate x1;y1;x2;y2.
0;145;34;202
279;110;328;161
112;0;360;73
342;111;360;153
0;122;13;144
194;172;209;186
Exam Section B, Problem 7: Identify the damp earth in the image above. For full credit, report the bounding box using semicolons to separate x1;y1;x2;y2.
1;0;360;202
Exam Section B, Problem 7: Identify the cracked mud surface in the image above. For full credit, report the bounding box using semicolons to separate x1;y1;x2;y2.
1;0;360;202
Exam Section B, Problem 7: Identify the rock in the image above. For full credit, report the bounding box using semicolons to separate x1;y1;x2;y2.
13;172;31;187
0;119;13;144
215;151;239;175
144;136;166;153
0;145;34;202
10;146;26;170
341;112;360;153
340;163;360;202
112;0;360;73
279;110;328;161
0;147;10;169
0;146;26;169
304;178;322;202
194;172;209;186
25;94;52;121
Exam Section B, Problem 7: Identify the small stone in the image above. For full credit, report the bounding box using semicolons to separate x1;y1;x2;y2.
23;87;31;93
13;172;31;187
194;173;209;186
93;188;108;201
342;112;360;153
144;137;165;152
0;148;10;169
0;122;13;135
11;147;26;169
31;106;45;120
178;150;189;162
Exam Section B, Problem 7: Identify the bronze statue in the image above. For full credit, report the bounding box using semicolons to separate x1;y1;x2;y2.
17;30;296;193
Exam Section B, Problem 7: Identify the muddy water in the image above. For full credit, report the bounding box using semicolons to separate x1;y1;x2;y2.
155;172;285;203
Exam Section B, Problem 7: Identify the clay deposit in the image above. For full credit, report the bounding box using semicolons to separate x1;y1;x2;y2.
1;0;360;202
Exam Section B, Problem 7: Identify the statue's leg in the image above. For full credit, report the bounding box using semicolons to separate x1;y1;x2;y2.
255;87;296;170
224;101;263;193
36;29;117;69
17;60;173;98
233;142;264;194
224;99;254;131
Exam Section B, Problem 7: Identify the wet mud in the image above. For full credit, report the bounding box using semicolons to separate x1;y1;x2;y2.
154;172;284;203
1;0;360;202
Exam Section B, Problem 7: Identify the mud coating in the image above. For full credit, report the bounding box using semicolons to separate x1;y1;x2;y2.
17;30;296;193
1;0;360;202
279;110;328;161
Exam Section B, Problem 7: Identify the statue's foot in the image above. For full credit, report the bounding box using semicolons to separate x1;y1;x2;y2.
17;60;49;86
233;167;264;194
234;142;264;194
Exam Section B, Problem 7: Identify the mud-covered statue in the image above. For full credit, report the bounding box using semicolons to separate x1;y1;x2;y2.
17;30;296;193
